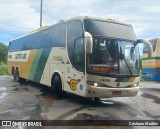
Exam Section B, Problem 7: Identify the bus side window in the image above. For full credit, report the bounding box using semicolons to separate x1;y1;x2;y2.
52;23;66;47
41;29;52;48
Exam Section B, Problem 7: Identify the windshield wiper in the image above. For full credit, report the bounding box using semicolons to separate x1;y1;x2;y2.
120;47;133;76
123;57;133;76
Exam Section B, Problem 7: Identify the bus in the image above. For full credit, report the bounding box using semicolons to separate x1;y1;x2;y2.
142;38;160;82
8;16;152;99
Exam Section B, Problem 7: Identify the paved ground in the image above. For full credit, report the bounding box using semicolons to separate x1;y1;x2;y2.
0;76;159;129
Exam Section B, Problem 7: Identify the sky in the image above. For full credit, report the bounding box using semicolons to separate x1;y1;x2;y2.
0;0;160;45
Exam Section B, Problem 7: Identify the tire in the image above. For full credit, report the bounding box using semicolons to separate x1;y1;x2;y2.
93;97;100;102
92;97;101;105
13;69;20;82
53;75;64;98
13;68;26;83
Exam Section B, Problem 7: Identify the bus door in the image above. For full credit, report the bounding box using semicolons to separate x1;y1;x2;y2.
64;38;85;96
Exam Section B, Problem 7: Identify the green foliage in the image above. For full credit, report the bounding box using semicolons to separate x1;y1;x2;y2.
0;62;8;75
0;42;8;63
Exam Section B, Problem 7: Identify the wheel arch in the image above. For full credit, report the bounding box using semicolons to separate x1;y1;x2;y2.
11;66;15;75
51;70;64;90
15;66;21;77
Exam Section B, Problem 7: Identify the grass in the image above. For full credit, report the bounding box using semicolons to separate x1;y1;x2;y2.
0;62;8;75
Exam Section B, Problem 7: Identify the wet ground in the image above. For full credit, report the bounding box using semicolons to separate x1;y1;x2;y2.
0;76;159;129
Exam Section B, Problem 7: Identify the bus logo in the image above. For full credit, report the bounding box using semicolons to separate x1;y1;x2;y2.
67;79;81;91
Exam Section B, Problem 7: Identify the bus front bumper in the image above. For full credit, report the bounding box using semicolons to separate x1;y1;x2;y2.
85;85;139;98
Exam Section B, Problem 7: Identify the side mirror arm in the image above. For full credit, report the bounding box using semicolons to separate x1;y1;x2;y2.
136;39;153;58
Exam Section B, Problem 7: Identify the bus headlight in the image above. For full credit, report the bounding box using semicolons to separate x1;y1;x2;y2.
87;81;100;87
94;82;98;87
131;83;139;87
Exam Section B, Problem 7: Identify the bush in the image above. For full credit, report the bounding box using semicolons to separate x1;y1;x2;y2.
0;42;8;63
0;63;8;75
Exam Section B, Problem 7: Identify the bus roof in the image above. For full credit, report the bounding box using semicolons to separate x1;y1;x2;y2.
9;16;133;43
68;16;132;27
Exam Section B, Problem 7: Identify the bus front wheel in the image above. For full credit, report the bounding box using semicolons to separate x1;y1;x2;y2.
53;75;64;98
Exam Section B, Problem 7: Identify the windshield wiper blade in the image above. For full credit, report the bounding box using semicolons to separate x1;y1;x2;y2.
120;47;133;76
123;58;133;76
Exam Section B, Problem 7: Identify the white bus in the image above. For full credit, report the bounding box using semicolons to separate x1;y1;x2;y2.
8;16;152;99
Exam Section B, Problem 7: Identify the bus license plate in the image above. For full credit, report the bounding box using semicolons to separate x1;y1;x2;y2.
112;91;121;95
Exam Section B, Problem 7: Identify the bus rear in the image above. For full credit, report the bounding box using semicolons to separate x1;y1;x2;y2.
142;38;160;82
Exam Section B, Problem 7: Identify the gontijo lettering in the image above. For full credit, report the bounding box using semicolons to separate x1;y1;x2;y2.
15;53;27;59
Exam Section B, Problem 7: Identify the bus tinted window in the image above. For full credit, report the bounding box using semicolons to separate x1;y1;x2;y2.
8;23;66;52
67;20;83;62
51;23;66;47
84;19;136;41
41;29;52;48
143;39;157;53
32;31;41;49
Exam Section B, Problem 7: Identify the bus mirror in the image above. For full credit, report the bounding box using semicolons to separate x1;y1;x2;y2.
136;39;153;58
84;32;93;54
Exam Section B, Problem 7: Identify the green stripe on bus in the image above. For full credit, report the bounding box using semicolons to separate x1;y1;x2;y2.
33;48;52;83
28;49;43;81
142;57;160;60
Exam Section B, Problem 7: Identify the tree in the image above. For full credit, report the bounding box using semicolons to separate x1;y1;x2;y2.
0;42;8;63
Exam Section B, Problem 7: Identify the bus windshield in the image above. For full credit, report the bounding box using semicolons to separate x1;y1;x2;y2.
87;38;140;76
84;19;136;41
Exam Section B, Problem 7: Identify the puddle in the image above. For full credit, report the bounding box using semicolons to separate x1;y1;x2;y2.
0;109;17;114
55;106;88;120
0;87;8;102
73;113;114;120
101;99;114;105
13;86;29;92
0;92;7;100
141;93;160;104
140;88;160;93
0;87;7;91
29;104;44;120
37;88;58;101
12;84;21;87
88;99;123;107
142;110;160;119
0;76;13;81
41;93;56;101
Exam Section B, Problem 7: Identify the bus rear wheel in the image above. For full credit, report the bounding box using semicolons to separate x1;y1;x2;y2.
13;69;19;82
53;75;64;98
13;68;26;83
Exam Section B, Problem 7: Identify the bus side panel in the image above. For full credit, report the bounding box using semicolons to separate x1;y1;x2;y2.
40;47;67;87
32;48;52;83
8;50;36;79
142;57;160;82
142;67;160;82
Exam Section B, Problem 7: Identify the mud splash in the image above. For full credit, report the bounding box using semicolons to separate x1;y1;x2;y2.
36;88;58;101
